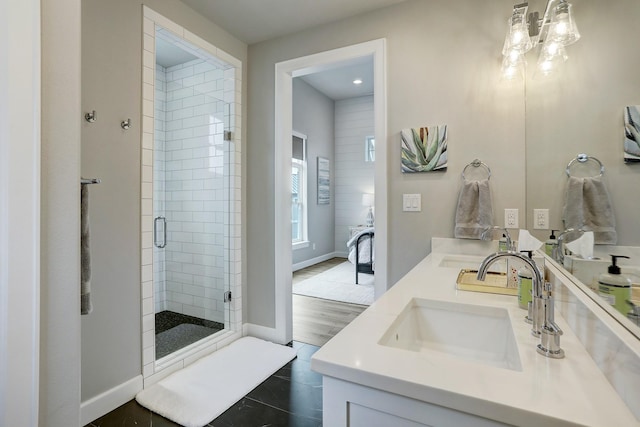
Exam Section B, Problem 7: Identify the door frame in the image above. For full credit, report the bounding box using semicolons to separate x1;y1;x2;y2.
274;39;388;344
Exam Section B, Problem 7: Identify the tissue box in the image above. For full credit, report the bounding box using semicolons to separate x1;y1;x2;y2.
564;256;609;291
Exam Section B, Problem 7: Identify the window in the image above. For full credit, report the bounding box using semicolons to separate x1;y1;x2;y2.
292;133;308;248
365;136;375;162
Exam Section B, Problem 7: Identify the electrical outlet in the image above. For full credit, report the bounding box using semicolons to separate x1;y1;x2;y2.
504;208;519;228
533;209;549;230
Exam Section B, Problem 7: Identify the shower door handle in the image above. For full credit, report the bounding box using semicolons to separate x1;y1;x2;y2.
154;216;167;248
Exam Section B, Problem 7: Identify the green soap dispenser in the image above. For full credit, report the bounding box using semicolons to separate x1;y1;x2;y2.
598;255;632;316
517;250;534;310
545;230;558;257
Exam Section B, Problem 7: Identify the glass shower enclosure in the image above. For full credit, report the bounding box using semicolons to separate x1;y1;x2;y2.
152;28;234;360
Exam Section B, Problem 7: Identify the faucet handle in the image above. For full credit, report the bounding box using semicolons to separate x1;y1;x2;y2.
537;321;565;359
542;281;552;297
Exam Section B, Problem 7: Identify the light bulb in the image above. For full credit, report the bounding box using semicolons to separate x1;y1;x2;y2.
501;55;524;80
544;42;560;56
548;1;580;46
502;12;532;55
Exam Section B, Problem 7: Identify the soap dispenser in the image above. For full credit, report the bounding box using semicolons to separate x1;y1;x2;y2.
598;255;632;316
545;230;558;257
517;250;534;310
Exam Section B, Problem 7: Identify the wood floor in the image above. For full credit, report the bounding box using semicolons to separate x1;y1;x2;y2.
292;258;368;347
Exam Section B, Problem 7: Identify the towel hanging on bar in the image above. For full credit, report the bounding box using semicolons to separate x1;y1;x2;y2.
81;183;93;314
562;175;616;245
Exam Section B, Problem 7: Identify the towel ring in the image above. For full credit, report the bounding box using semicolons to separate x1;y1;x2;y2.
565;153;604;178
462;159;491;181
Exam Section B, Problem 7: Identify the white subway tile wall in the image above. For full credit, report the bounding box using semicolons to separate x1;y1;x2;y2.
154;57;231;324
142;6;243;380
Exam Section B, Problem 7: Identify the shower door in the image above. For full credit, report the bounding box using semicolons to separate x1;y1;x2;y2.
152;28;234;360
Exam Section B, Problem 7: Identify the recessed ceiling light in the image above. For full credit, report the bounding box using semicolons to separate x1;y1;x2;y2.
353;79;363;85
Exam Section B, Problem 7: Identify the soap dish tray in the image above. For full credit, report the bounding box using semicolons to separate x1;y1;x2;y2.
456;269;517;296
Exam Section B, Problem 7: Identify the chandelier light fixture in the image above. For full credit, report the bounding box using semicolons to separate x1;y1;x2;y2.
501;0;580;80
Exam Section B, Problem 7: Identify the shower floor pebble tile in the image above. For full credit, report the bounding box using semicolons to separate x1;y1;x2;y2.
84;342;321;427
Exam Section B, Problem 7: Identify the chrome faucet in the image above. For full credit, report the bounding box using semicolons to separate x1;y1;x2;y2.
477;251;565;359
553;228;585;265
481;226;515;251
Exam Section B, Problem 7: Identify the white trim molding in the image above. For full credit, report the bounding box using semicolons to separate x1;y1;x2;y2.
0;0;41;425
274;38;388;345
292;252;342;272
80;376;143;426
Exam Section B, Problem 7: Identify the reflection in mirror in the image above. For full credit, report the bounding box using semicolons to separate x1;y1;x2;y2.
365;136;375;162
524;0;640;338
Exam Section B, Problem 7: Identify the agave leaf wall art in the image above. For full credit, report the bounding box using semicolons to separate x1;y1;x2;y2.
624;106;640;163
401;125;448;173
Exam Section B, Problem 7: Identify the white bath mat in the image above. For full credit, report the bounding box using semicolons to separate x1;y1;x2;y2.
293;261;374;305
136;336;297;427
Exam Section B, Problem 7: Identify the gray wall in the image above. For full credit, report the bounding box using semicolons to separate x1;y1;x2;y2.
246;0;526;327
525;0;640;245
81;0;247;402
292;78;336;265
41;0;82;425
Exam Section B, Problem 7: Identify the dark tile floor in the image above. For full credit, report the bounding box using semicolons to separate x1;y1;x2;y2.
84;341;322;427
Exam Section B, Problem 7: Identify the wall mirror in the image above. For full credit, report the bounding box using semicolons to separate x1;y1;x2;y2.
522;0;640;338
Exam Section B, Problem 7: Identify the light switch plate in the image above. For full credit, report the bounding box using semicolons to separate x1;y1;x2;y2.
403;194;421;212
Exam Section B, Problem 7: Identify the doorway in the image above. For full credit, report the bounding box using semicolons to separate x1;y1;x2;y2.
140;6;243;381
274;39;388;344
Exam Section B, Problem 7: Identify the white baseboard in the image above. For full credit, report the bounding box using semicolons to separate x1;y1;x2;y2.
293;251;345;271
243;323;289;345
81;375;143;425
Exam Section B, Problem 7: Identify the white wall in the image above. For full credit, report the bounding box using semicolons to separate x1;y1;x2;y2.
247;0;525;327
292;78;335;265
334;95;374;255
156;58;231;323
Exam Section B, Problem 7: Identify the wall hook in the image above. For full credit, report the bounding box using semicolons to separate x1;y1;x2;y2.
121;118;131;130
85;110;97;123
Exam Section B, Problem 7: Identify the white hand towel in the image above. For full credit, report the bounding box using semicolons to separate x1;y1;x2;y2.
454;179;493;240
563;176;616;245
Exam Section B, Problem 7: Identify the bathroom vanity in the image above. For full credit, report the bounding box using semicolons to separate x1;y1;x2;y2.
311;238;640;427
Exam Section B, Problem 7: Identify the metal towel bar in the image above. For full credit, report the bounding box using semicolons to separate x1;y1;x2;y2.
81;178;101;185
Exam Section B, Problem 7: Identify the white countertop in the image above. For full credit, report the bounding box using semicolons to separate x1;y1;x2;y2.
310;245;639;427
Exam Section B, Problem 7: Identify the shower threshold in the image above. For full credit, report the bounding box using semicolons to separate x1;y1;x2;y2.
155;311;224;359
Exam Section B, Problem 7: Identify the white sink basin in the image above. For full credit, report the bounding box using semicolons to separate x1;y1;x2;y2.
379;298;522;371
